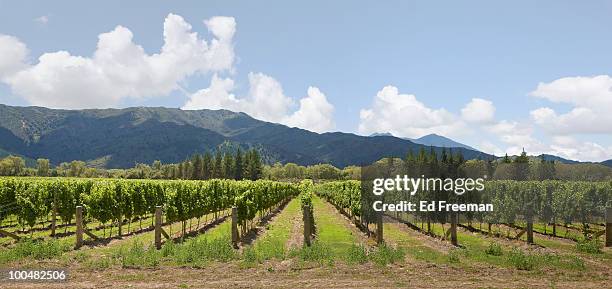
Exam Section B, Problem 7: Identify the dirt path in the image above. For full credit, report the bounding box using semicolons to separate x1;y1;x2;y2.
285;206;304;250
3;261;610;289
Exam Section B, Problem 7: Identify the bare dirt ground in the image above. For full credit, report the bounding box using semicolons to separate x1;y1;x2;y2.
3;260;610;289
285;209;303;250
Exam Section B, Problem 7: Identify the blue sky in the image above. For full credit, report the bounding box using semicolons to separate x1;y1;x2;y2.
1;1;611;161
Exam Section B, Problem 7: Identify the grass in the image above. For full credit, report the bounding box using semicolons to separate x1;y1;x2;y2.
243;198;301;264
344;244;368;264
310;196;360;257
0;238;72;264
383;218;595;272
575;238;603;254
99;218;236;268
485;242;503;256
369;244;405;266
383;222;448;264
0;199;604;275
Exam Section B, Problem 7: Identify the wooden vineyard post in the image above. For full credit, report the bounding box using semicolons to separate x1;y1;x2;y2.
155;206;162;250
231;206;239;248
75;206;83;249
303;205;312;246
606;207;612;247
526;218;534;244
450;212;458;246
376;210;384;245
310;206;316;235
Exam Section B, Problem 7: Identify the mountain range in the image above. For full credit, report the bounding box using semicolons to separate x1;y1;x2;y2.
370;132;476;150
0;104;493;168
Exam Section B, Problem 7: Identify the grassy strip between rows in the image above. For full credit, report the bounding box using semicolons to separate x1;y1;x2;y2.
242;198;301;264
404;221;603;272
1;196;608;273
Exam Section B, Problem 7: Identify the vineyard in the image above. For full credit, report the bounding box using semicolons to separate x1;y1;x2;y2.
317;180;612;241
0;177;298;246
0;177;611;288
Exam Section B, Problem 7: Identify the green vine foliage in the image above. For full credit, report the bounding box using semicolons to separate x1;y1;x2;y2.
315;180;612;228
0;177;300;231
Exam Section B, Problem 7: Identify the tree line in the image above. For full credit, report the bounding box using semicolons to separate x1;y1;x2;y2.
1;147;611;181
0;149;264;181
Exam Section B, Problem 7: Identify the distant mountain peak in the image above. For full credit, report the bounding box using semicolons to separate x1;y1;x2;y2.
369;132;394;137
410;134;476;151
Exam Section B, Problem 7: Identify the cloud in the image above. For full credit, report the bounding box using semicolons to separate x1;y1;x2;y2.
0;13;236;108
181;74;238;111
484;120;546;155
478;141;504;156
358;86;465;138
461;98;495;124
0;35;28;80
548;136;612;162
182;72;335;133
283;87;335;133
34;15;49;25
529;75;612;134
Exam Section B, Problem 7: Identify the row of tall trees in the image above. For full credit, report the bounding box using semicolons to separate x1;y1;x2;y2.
170;148;263;180
0;148;264;180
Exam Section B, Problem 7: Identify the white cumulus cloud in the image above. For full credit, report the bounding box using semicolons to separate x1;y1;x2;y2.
529;75;612;135
358;86;466;138
461;98;495;124
548;136;612;162
283;87;335;133
0;13;236;108
0;35;28;80
182;72;335;133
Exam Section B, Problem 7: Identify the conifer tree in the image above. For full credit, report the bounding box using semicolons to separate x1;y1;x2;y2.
234;148;243;180
213;150;223;178
192;154;202;180
223;153;234;179
202;152;212;179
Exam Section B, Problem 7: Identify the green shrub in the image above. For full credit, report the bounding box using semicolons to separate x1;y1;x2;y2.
576;238;603;254
293;241;333;265
172;237;236;265
345;244;368;265
485;242;503;256
120;241;160;268
160;241;176;257
447;248;463;263
507;248;536;271
241;246;258;266
370;244;405;267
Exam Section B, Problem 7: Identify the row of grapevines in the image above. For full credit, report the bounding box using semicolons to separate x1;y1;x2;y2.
316;180;361;217
0;177;300;235
233;180;298;224
315;180;612;230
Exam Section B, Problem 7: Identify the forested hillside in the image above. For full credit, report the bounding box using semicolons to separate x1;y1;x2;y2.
0;104;491;168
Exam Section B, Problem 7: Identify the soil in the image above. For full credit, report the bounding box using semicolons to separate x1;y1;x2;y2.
285;209;303;250
3;260;610;289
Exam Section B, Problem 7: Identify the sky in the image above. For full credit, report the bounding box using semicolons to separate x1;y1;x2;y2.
1;0;611;161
